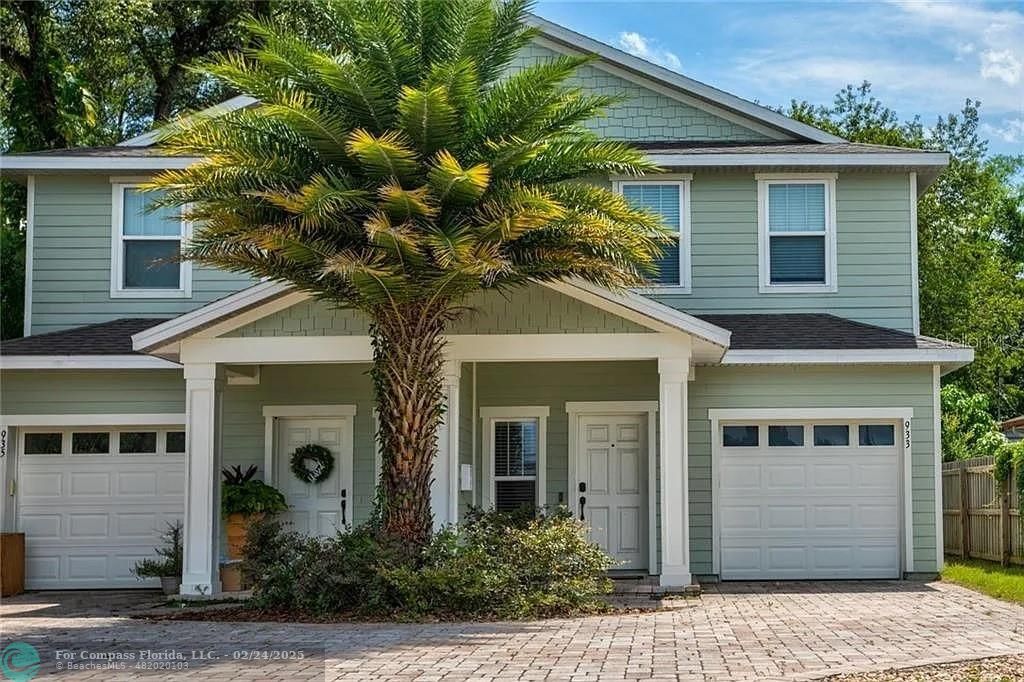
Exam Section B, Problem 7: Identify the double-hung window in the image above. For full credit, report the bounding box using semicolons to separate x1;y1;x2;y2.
111;184;191;298
616;177;691;291
481;407;549;512
757;174;837;293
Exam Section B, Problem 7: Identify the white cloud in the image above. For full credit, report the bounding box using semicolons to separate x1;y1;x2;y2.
618;31;682;71
982;118;1024;143
980;49;1022;86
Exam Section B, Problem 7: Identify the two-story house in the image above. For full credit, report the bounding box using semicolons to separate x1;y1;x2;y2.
0;15;971;595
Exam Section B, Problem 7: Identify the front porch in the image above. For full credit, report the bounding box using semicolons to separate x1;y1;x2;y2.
181;351;699;596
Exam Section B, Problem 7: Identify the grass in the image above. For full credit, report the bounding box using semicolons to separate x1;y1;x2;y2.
941;558;1024;604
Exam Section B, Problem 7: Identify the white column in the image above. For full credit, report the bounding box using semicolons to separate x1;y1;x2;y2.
431;360;461;530
181;363;223;596
658;357;691;587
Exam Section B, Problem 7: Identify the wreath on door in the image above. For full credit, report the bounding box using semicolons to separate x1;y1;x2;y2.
290;444;334;484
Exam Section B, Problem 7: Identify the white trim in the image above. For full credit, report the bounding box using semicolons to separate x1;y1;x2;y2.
480;407;549;511
721;348;974;367
118;95;259;147
22;176;34;337
132;280;292;352
0;156;201;172
135;279;731;355
708;407;913;421
647;152;950;168
757;175;837;294
0;354;180;369
260;404;358;487
0;413;185;427
613;178;692;293
261;404;357;418
708;408;914;578
542;279;730;348
524;14;843;144
910;172;921;336
110;183;192;299
933;364;944;571
566;400;659;574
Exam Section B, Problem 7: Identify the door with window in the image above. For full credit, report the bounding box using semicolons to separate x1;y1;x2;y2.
577;414;648;570
275;418;352;537
717;420;901;580
17;426;186;589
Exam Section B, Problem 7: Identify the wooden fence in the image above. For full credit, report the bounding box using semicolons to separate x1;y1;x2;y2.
942;456;1023;565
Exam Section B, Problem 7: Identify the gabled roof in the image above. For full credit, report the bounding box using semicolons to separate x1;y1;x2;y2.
1;318;169;355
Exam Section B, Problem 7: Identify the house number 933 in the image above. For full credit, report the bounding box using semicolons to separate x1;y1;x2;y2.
904;420;911;449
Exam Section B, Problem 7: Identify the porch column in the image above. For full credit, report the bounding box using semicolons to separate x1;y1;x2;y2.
181;363;224;596
432;360;461;530
658;357;691;587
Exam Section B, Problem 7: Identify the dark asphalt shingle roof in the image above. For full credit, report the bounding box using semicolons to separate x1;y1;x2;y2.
0;318;169;356
0;313;967;357
697;313;967;351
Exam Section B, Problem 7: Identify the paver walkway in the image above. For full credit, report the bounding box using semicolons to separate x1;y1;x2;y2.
1;581;1022;680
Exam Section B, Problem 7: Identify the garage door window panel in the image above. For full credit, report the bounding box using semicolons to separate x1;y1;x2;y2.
72;432;111;455
165;431;186;453
813;424;850;446
119;431;158;454
723;425;759;447
24;432;63;455
768;425;805;447
859;424;895;446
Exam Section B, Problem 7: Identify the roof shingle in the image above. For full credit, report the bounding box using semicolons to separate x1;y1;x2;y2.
0;319;169;356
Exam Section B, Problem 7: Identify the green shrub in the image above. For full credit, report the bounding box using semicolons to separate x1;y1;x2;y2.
132;521;183;579
243;508;614;619
221;479;288;516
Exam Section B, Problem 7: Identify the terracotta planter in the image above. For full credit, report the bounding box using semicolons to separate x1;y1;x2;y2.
220;562;243;592
225;512;263;559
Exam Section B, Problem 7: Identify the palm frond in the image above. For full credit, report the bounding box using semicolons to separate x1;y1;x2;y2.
346;128;420;182
427;150;490;205
397;85;457;155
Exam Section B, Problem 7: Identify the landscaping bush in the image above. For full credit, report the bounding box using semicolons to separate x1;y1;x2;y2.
242;507;614;619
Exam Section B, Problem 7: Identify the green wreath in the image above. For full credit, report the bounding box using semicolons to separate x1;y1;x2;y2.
290;444;334;484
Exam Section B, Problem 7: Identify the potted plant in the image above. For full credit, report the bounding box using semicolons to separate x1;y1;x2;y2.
132;521;184;595
221;465;287;559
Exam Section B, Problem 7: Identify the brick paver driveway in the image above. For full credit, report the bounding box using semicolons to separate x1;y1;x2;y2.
2;581;1022;680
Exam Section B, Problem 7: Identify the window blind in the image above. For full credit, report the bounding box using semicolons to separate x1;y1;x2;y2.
621;184;681;285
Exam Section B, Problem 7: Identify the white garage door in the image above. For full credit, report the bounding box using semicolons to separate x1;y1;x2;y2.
17;427;186;589
718;421;901;580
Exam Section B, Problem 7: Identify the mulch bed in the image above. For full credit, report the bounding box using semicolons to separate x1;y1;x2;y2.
818;654;1024;681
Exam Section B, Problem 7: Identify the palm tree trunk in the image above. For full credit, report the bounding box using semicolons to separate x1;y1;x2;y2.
371;301;450;547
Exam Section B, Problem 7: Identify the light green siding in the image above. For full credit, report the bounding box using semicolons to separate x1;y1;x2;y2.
0;369;185;414
509;44;780;142
29;175;252;335
226;284;650;337
650;171;917;333
687;365;939;575
221;364;378;525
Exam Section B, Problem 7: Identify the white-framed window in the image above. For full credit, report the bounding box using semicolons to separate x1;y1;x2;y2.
614;175;692;292
757;173;837;293
480;406;549;512
110;183;191;298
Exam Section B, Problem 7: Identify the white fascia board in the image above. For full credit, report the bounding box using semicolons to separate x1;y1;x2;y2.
0;355;180;370
720;348;974;367
647;152;950;168
0;156;201;172
708;407;914;421
544;278;731;348
0;413;186;426
132;280;292;352
118;95;259;147
525;14;844;144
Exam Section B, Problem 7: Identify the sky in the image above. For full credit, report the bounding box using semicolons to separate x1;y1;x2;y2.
533;0;1024;156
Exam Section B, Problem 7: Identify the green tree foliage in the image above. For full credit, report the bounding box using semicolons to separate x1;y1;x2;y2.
940;384;1005;461
148;0;670;545
785;83;1024;419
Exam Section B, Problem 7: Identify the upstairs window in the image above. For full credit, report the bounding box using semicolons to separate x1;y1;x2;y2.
757;175;837;293
617;178;691;291
111;184;191;298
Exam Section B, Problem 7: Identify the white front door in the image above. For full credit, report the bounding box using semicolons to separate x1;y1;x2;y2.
577;414;648;570
275;417;353;537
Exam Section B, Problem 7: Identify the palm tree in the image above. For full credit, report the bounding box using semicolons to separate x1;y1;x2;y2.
149;0;669;547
